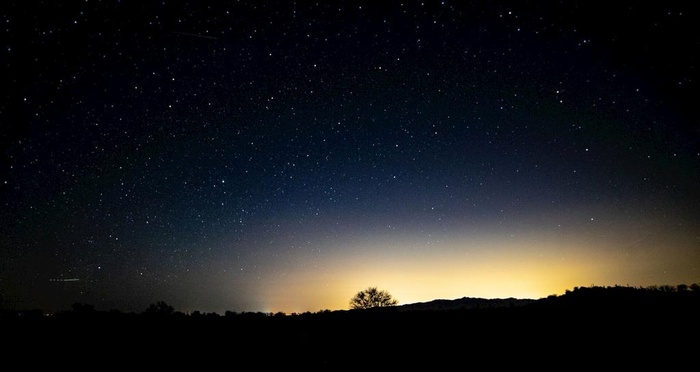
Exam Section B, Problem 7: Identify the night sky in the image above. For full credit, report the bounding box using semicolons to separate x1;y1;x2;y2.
2;1;698;314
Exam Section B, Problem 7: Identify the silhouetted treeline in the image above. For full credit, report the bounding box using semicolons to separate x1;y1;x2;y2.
4;283;698;319
2;284;698;369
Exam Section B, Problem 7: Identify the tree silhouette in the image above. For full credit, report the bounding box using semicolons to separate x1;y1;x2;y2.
144;301;175;316
71;302;96;314
349;287;398;309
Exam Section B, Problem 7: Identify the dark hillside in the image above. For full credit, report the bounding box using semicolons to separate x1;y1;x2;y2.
397;296;536;311
2;285;698;369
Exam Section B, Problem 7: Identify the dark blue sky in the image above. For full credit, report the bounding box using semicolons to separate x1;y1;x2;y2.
2;1;698;314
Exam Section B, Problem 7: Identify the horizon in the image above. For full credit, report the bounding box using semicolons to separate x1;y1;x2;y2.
4;281;697;315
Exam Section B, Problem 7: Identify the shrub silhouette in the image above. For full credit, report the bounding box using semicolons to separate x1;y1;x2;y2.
71;302;96;314
144;301;175;316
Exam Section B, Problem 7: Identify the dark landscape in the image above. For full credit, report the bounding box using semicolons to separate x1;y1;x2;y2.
3;284;698;368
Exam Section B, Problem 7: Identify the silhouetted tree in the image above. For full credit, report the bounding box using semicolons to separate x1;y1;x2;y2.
659;285;675;293
349;287;398;309
71;302;96;314
144;301;175;316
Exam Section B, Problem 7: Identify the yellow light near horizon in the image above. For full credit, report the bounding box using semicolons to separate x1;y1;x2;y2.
253;240;589;313
248;223;700;314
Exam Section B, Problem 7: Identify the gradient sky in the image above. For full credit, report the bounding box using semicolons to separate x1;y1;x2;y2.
2;1;699;314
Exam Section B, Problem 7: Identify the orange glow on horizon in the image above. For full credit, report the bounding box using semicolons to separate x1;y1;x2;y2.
244;224;700;314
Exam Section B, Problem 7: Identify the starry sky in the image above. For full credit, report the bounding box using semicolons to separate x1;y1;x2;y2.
1;0;699;314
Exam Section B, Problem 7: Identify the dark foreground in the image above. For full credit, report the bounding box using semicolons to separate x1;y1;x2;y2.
3;286;698;369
